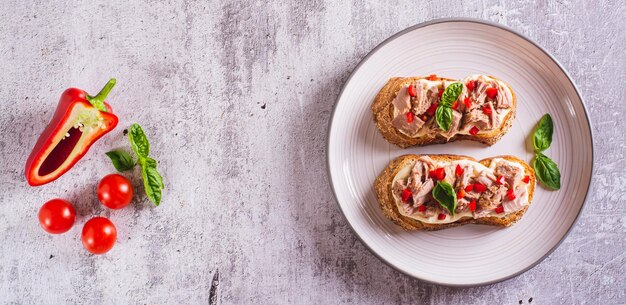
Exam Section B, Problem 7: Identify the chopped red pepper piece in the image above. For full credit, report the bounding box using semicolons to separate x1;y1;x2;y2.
457;189;465;199
466;80;476;91
407;84;417;97
429;168;446;181
437;213;446;220
438;89;444;98
469;126;480;136
486;87;498;99
495;205;504;214
426;103;438;116
25;79;119;186
496;175;505;185
522;175;530;183
463;97;472;109
469;200;477;211
451;101;459;110
418;205;427;212
428;74;438;81
406;112;414;123
506;188;516;201
482;105;493;115
437;168;446;181
464;184;474;192
473;183;487;193
455;164;464;177
401;189;412;202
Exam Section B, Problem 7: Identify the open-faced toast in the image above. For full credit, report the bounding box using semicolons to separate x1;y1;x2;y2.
374;154;535;231
372;75;516;148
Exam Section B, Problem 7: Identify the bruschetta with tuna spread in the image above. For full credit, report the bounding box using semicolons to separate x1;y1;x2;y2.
371;74;516;148
374;154;535;231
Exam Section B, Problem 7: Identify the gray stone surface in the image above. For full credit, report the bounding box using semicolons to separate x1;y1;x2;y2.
0;0;624;304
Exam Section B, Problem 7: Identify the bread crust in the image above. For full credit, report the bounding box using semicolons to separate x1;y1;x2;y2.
374;154;535;231
371;76;517;148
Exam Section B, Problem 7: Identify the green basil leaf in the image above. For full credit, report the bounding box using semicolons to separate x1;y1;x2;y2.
432;181;457;216
140;157;164;206
533;153;561;190
145;157;165;188
105;150;135;172
128;123;150;158
143;156;157;168
533;114;554;152
126;123;164;206
435;105;453;131
441;82;463;107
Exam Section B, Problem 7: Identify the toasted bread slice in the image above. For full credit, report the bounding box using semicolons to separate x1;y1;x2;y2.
374;154;535;231
372;76;516;148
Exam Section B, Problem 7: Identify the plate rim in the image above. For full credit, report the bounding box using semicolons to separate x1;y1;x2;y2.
326;17;595;287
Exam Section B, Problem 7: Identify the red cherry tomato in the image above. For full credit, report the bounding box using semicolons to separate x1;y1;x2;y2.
38;199;76;234
81;217;117;254
97;174;133;209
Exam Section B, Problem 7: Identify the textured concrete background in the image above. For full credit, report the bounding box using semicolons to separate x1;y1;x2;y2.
0;0;624;304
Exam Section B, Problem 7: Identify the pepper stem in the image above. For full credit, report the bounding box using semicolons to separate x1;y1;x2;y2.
86;78;116;112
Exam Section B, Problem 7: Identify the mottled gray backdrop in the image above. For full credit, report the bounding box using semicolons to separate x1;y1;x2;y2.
0;0;624;304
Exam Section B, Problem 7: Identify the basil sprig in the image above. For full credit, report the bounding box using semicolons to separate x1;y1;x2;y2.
105;123;164;206
432;181;457;216
435;82;462;131
533;114;553;152
533;153;561;190
530;114;561;190
129;124;164;206
105;150;135;172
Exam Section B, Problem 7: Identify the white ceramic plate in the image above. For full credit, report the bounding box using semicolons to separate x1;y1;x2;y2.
327;19;593;286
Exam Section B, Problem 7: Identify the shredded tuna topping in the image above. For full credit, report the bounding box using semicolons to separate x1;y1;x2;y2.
392;157;530;223
391;75;513;138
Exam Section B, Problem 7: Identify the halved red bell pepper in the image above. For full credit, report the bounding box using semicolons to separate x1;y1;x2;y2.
25;79;119;186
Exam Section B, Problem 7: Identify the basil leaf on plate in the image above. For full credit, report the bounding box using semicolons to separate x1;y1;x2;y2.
533;114;554;152
533;153;561;190
441;82;463;107
128;123;150;158
432;181;457;216
435;105;453;131
105;150;135;172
